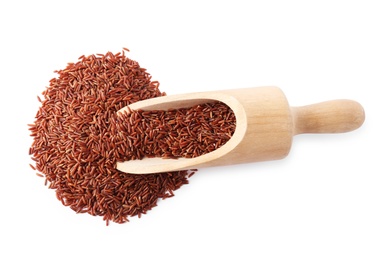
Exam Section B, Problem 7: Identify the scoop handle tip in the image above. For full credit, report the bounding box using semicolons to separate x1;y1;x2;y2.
292;99;365;135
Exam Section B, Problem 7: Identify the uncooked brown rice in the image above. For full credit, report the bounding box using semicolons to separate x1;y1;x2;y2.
29;49;236;225
115;102;235;160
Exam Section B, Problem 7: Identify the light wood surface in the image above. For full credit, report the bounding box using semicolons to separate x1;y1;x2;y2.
116;87;365;174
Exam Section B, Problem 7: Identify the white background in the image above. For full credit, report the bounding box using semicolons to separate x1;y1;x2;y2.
1;1;389;259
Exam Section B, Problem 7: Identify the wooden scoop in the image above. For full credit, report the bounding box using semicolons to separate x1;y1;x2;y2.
116;86;364;174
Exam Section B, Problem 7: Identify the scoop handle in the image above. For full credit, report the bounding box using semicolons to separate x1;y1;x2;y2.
292;99;365;135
